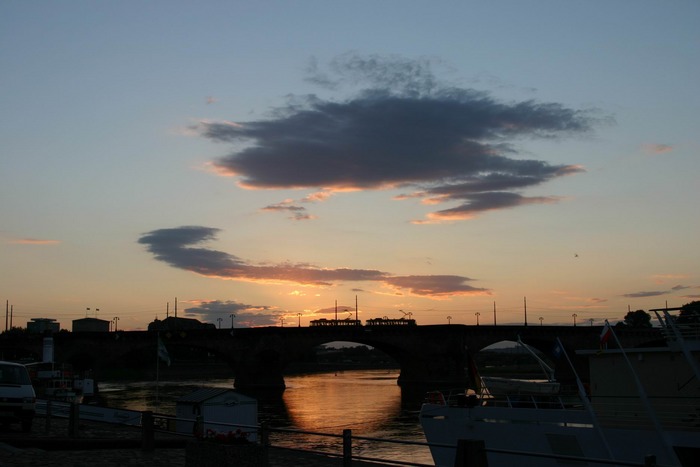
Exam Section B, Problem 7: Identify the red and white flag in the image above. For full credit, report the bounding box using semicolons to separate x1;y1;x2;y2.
600;322;612;347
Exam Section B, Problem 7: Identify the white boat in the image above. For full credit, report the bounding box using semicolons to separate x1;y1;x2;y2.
26;362;96;403
479;376;560;395
420;307;700;467
478;336;561;396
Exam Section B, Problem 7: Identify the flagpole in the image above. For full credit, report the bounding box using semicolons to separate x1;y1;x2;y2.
156;332;160;404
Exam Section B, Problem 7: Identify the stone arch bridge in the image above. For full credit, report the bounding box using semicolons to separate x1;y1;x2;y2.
0;324;662;391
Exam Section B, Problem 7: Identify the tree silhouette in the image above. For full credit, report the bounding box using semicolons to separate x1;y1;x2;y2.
623;309;652;328
678;301;700;324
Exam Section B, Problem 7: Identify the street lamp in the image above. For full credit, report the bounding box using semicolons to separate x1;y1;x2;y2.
589;318;594;327
230;314;236;329
475;312;480;326
447;315;452;325
217;317;223;329
113;316;119;332
280;317;285;327
539;317;543;326
297;312;302;327
572;313;578;327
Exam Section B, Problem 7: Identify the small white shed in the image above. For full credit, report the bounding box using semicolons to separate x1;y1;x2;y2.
175;388;258;441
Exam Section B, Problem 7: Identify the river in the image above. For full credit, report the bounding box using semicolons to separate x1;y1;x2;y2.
96;369;434;465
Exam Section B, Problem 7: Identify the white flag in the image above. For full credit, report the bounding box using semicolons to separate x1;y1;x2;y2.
158;337;171;366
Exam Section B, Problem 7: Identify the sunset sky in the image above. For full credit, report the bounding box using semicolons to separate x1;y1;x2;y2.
2;1;699;331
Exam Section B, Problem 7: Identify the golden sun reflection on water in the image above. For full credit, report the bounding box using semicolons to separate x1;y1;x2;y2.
282;370;402;434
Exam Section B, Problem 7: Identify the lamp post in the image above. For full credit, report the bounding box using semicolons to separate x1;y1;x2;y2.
297;312;302;327
113;316;119;332
217;317;223;329
589;318;594;327
475;312;480;326
230;314;235;329
539;316;543;326
572;313;578;327
280;317;285;327
447;315;452;325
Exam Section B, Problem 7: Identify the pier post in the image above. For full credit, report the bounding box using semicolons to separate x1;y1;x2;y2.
454;439;488;467
44;400;52;435
260;422;269;465
141;411;155;452
343;429;352;467
68;402;80;437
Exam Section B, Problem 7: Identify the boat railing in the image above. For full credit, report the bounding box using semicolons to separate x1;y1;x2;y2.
425;388;581;411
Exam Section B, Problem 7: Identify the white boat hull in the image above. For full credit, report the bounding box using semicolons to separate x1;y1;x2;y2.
420;402;699;467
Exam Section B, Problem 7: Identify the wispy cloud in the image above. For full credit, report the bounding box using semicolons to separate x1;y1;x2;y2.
196;53;598;223
139;226;489;297
651;274;688;284
642;143;674;155
622;290;668;298
183;299;282;327
623;284;693;299
7;237;61;245
261;200;315;221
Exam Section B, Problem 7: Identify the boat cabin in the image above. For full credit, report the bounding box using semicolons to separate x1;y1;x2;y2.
175;388;258;441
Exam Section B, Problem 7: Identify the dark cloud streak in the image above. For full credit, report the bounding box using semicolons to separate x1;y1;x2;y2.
139;226;489;297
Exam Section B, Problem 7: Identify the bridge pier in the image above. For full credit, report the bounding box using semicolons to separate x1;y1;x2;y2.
233;367;286;391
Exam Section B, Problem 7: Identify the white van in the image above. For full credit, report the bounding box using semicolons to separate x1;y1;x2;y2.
0;361;36;432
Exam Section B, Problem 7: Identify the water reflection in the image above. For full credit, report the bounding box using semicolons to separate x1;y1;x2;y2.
283;371;401;433
97;369;432;464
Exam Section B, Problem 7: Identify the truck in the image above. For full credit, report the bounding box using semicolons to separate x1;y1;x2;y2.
0;361;36;432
